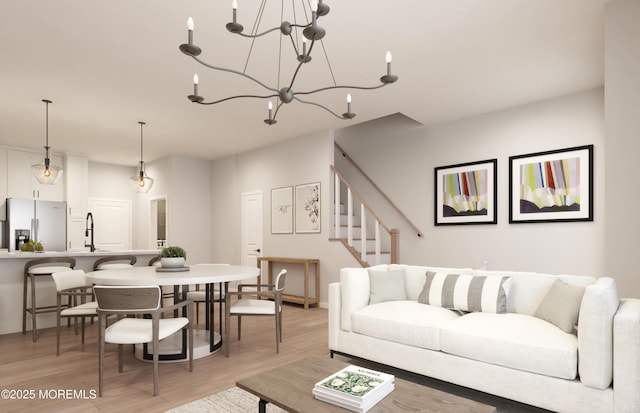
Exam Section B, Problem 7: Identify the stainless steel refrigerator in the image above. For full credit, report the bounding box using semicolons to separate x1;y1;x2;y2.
6;198;67;252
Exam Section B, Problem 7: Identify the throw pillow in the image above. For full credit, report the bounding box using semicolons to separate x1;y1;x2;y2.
534;279;585;333
368;269;407;304
417;271;510;313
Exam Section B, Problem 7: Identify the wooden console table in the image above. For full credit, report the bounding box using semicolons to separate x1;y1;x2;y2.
257;257;319;309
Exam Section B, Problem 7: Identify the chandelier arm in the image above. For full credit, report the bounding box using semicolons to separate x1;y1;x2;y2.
199;94;279;106
292;96;348;120
237;26;282;38
191;55;279;93
294;83;387;97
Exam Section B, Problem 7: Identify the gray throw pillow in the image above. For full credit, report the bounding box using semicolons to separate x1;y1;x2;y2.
368;269;407;304
534;279;585;333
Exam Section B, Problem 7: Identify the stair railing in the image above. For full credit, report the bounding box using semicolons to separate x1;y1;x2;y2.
332;166;399;265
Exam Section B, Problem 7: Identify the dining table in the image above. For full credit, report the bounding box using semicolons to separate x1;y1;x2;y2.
86;263;260;361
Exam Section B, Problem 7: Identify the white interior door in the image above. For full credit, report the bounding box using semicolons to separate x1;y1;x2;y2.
241;191;263;268
88;198;132;251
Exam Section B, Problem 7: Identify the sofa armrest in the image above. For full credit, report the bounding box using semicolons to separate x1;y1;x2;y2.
339;267;372;332
614;298;640;413
328;282;341;348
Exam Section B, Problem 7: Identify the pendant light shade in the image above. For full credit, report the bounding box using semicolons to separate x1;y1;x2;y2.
31;99;63;185
129;121;154;193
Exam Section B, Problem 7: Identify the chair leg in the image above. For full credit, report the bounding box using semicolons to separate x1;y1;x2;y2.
118;344;124;373
56;297;61;356
237;316;242;340
22;273;28;335
98;316;105;397
81;317;86;344
275;313;280;353
30;274;37;342
224;300;230;357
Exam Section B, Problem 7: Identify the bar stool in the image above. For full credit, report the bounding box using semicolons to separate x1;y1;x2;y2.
23;257;76;342
92;255;137;271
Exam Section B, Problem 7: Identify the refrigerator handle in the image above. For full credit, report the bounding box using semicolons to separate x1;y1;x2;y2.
31;218;37;242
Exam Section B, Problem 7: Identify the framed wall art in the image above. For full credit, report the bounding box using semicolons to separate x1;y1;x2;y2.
295;182;321;233
509;145;593;223
435;159;497;225
271;186;293;234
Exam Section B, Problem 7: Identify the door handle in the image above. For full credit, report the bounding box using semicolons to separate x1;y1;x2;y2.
254;248;261;253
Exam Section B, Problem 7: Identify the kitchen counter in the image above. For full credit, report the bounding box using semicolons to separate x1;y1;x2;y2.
0;249;160;335
0;249;160;259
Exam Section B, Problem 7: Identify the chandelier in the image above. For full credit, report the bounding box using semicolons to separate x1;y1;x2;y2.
179;0;398;125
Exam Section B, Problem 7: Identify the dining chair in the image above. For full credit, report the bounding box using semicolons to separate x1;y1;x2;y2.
51;270;98;356
224;269;287;356
94;285;194;397
92;255;137;271
23;257;76;342
187;263;230;327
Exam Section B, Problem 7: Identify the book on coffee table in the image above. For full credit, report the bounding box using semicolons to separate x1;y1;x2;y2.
313;365;394;413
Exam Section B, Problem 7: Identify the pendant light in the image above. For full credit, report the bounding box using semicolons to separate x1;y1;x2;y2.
129;121;154;193
31;99;63;185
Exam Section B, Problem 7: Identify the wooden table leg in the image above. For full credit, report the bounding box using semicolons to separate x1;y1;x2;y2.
258;398;268;413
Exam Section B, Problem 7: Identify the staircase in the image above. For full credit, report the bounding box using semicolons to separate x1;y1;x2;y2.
330;166;399;267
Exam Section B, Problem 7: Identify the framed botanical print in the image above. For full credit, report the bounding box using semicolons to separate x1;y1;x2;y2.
295;182;321;233
271;186;293;234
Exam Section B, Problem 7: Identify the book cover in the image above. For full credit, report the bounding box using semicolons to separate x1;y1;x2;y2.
313;365;394;403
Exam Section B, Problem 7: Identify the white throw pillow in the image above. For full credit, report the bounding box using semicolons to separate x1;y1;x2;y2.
418;271;510;313
368;268;407;304
533;279;585;334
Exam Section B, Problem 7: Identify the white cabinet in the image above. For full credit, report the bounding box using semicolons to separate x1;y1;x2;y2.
64;155;88;217
65;155;89;251
6;149;64;201
0;148;7;221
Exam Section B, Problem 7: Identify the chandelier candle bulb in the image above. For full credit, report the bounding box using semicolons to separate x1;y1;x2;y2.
268;101;273;120
347;94;351;113
232;0;238;23
386;51;392;75
193;74;199;95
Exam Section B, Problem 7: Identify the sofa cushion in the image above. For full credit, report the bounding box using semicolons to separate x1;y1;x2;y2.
389;265;474;301
417;271;510;313
578;277;619;389
534;279;585;333
351;301;460;351
440;312;578;380
368;268;407;304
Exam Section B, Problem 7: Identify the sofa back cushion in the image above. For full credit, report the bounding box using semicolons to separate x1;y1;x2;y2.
578;277;619;389
473;270;595;316
417;271;511;313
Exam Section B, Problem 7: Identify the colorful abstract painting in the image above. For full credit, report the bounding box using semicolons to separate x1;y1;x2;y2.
509;145;593;223
435;159;497;225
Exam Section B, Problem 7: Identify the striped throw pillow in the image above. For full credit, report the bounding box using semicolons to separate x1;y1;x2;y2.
417;271;511;313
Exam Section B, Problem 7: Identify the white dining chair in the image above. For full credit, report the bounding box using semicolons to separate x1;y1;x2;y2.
224;269;287;356
94;285;194;397
51;269;98;356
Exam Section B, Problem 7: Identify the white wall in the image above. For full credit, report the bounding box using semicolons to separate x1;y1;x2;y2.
148;156;212;264
211;129;357;306
604;0;640;298
336;89;606;277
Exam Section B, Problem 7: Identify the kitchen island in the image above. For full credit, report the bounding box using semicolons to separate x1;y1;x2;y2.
0;249;160;335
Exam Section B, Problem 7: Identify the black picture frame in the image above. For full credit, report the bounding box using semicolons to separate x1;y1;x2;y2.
434;159;497;225
509;145;594;223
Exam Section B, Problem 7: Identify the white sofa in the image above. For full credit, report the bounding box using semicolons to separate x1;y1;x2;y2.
328;264;640;413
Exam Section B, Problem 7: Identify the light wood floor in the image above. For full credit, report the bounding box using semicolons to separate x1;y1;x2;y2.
0;303;329;413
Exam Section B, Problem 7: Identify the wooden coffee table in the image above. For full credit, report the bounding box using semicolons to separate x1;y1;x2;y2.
236;356;496;413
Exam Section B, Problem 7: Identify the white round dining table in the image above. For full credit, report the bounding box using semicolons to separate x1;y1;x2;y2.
86;264;260;361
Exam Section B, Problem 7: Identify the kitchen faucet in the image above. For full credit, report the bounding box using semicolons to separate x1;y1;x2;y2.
84;212;95;252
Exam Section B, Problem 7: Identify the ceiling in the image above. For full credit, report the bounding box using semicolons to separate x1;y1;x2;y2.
0;1;608;167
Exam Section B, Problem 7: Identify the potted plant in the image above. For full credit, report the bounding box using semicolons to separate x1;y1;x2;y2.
160;246;187;268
